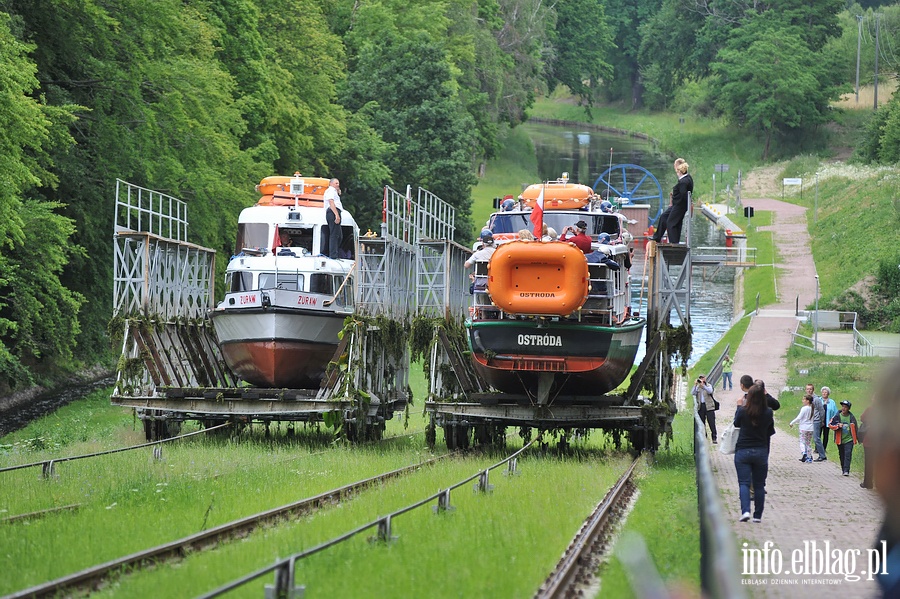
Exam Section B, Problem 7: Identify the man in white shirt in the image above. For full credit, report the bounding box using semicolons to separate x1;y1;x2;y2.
324;178;343;259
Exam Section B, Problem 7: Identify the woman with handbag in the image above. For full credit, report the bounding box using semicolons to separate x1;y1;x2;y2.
733;384;776;523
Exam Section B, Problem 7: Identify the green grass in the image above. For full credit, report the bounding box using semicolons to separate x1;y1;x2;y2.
0;433;440;594
774;158;900;309
527;98;770;203
471;125;540;230
741;210;778;313
688;316;752;381
599;411;701;596
89;447;631;598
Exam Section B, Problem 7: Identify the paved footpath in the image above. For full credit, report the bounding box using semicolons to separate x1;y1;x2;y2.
705;199;883;598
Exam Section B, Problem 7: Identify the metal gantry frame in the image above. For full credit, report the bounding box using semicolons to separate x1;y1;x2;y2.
112;179;467;433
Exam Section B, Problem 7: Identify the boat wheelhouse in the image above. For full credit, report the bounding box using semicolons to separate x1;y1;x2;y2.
210;175;357;388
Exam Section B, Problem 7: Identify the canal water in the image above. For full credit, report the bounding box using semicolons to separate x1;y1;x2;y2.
521;121;736;365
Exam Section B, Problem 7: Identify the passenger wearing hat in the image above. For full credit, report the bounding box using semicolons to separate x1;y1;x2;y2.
560;220;592;253
828;399;859;476
464;229;496;268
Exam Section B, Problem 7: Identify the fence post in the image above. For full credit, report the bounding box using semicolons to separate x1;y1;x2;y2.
755;293;760;316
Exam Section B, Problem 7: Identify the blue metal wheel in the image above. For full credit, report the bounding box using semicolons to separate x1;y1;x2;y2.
593;164;664;225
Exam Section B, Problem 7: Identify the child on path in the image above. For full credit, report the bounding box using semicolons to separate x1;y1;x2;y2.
790;395;815;463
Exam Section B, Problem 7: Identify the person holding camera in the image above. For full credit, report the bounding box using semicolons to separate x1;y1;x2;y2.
693;375;717;443
559;220;592;254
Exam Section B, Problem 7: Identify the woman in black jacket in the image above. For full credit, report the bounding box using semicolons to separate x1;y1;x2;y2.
651;158;693;244
734;384;776;523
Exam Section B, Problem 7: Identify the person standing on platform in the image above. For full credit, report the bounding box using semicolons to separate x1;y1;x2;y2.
722;354;734;390
829;400;859;476
324;178;343;259
733;384;775;523
651;158;693;244
692;375;717;443
821;386;838;452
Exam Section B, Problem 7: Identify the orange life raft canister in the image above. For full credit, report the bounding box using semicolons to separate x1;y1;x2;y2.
518;182;594;210
487;241;589;316
256;176;331;206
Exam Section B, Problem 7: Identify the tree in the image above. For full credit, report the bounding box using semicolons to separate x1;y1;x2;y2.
342;34;478;239
0;12;83;391
712;19;832;159
551;0;615;107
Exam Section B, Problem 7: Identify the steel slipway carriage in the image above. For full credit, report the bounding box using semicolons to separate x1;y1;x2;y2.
110;171;688;449
425;176;687;451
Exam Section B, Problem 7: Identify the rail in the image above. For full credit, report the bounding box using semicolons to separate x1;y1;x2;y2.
694;410;746;598
5;454;446;599
0;423;231;475
114;179;188;241
197;440;537;598
691;246;757;267
535;456;639;598
790;321;829;353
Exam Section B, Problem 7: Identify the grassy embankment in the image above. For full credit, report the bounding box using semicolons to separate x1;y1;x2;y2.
777;155;899;309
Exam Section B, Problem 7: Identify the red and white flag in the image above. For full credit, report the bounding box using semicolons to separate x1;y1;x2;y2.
530;186;544;238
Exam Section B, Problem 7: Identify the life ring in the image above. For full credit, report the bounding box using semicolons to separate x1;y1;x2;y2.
487;241;588;316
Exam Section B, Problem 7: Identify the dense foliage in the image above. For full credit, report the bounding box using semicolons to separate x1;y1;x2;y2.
0;0;896;392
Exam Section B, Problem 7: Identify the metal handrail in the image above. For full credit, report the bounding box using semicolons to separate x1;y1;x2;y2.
694;410;746;598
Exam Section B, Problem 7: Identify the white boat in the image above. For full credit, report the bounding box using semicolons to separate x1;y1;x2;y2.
209;175;357;388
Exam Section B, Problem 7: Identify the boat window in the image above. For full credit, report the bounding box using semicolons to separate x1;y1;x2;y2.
227;272;253;292
492;213;621;239
331;275;354;307
319;225;357;259
489;213;533;234
280;227;314;253
235;223;270;254
259;272;304;291
309;273;334;294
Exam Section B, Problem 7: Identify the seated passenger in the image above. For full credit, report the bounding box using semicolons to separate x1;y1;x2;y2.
541;223;558;241
517;229;535;241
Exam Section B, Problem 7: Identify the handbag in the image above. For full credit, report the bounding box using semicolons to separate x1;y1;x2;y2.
719;423;738;455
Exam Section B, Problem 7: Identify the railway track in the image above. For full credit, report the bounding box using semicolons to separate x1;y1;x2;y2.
5;454;445;599
535;455;641;598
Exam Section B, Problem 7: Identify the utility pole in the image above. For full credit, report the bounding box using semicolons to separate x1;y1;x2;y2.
875;13;881;110
856;15;863;104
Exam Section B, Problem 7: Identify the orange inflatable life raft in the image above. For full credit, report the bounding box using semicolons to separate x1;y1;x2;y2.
518;182;594;210
487;241;589;316
256;176;331;206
